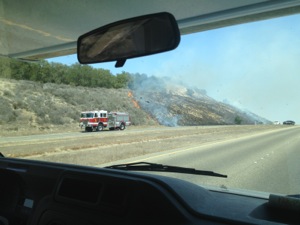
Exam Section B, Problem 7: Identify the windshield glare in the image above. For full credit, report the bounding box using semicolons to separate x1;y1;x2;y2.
1;14;300;196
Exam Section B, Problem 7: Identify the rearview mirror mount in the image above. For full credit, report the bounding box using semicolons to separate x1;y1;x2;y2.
77;12;180;67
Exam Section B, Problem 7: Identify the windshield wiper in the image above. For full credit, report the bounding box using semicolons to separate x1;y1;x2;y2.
105;162;227;178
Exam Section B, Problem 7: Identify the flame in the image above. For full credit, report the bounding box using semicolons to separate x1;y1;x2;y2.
132;99;140;109
128;91;140;109
128;91;133;98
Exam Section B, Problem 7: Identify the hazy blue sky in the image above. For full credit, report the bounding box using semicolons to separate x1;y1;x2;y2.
49;14;300;124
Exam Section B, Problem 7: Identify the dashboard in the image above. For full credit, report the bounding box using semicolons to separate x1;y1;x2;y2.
0;157;298;225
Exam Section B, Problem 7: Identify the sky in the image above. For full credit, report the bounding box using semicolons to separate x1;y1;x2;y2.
48;14;300;124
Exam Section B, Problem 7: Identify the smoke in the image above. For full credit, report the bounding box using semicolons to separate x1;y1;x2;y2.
128;73;269;126
128;73;184;126
212;22;300;122
223;99;270;124
133;15;300;123
88;15;300;124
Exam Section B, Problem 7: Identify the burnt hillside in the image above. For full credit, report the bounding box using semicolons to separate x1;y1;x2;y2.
135;87;270;126
129;74;270;126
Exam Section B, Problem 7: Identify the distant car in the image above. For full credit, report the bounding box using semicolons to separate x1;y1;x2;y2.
283;120;295;125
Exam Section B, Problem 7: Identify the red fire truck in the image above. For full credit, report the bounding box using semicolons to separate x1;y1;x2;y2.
79;110;108;132
79;110;130;132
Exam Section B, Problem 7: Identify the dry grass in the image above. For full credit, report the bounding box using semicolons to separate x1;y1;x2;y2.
0;78;158;137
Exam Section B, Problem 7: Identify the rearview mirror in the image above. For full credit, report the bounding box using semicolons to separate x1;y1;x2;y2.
77;12;180;67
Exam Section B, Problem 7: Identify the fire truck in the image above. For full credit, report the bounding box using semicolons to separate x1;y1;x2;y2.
108;111;131;130
79;110;130;132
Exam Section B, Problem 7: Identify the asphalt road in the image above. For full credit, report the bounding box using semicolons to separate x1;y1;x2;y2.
0;125;280;158
106;126;300;195
1;125;298;195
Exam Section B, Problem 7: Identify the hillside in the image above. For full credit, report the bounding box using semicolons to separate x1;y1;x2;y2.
134;86;270;126
0;78;158;135
0;78;270;135
129;74;270;126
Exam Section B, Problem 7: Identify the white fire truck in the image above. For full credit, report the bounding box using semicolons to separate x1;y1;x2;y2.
108;111;131;130
79;110;131;132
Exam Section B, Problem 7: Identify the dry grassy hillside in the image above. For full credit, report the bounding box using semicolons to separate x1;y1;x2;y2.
0;78;270;136
0;78;158;136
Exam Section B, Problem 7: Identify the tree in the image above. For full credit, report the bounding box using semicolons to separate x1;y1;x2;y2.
234;116;242;125
0;57;12;78
0;58;131;89
114;72;130;88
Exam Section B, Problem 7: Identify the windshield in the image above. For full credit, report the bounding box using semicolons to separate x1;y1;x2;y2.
81;113;94;118
1;13;300;196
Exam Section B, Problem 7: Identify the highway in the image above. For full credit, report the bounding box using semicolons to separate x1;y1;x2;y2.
1;125;298;195
0;125;281;158
111;126;300;195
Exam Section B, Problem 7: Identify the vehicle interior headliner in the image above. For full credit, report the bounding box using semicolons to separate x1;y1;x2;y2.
1;0;300;61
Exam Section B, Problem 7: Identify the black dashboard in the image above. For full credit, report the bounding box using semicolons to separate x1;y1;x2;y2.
0;158;299;225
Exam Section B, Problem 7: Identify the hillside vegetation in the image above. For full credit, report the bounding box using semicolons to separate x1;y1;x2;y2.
0;58;270;135
0;57;130;88
0;78;158;135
